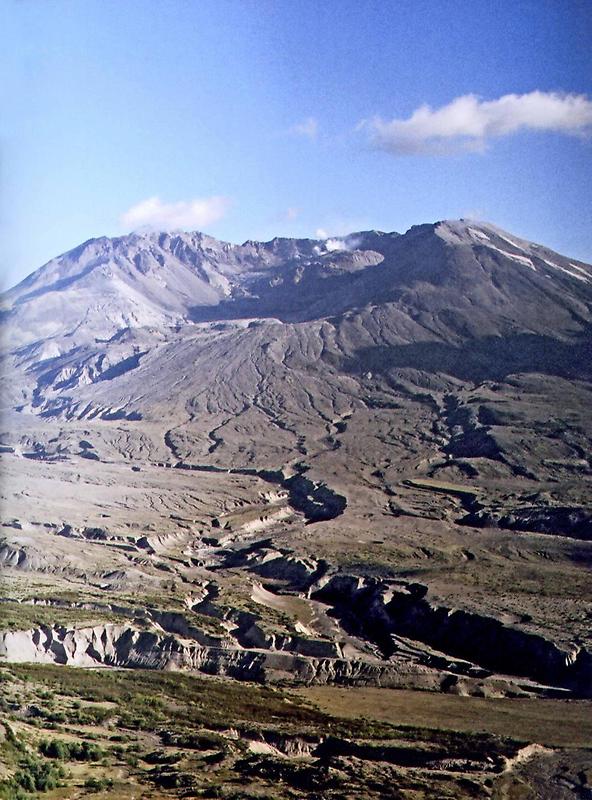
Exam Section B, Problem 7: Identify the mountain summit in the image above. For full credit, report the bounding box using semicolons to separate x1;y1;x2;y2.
3;220;591;349
2;219;591;423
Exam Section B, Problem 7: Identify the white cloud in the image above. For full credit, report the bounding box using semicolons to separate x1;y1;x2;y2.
290;117;318;139
364;91;592;156
120;195;231;231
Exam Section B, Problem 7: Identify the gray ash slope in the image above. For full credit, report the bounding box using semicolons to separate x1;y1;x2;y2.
2;219;592;420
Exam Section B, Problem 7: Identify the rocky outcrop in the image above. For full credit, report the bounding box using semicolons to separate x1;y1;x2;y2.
243;729;320;758
460;505;592;540
0;616;576;697
312;575;592;696
0;625;174;669
223;540;330;589
227;610;342;659
283;474;347;523
250;552;326;586
0;622;415;686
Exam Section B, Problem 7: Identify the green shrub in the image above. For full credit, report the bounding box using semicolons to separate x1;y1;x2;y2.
39;738;105;762
39;738;69;760
149;765;195;789
142;749;182;765
45;711;66;723
160;729;227;750
12;754;65;792
84;776;114;792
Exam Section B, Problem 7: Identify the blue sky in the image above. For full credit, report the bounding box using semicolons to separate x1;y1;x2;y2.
2;0;592;288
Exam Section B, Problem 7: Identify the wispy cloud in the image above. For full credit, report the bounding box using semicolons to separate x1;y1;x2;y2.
363;91;592;156
289;117;319;139
120;195;231;231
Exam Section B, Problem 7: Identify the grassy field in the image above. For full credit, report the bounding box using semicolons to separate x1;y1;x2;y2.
298;686;592;748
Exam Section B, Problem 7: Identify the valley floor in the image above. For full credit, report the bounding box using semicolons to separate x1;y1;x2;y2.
2;363;592;798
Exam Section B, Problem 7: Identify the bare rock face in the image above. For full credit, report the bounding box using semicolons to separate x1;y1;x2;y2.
461;505;592;539
311;575;592;696
0;622;402;683
0;620;567;698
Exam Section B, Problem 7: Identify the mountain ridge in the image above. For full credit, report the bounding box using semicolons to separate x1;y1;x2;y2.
3;219;591;344
6;218;590;305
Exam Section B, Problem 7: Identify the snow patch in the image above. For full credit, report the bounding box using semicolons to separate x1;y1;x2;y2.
495;232;527;251
569;263;591;277
468;227;490;241
487;245;537;271
541;258;590;283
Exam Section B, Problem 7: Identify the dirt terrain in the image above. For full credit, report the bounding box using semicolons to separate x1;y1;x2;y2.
1;219;591;797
